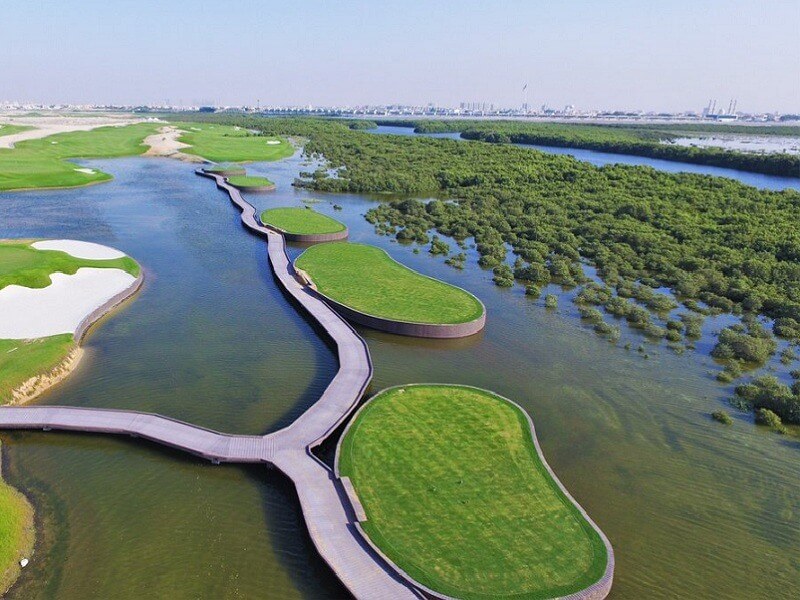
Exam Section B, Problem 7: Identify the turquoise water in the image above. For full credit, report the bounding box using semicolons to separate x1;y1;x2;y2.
0;152;797;598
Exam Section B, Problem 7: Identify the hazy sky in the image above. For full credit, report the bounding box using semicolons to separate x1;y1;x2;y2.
2;0;798;112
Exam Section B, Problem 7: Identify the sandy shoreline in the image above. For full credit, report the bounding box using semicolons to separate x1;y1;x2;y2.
9;347;84;405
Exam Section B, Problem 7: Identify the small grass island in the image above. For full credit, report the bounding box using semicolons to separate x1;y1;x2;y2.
260;207;346;237
295;243;484;328
338;384;612;599
226;175;276;192
203;164;246;176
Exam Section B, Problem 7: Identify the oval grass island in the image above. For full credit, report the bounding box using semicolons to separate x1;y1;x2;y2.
295;243;486;338
337;384;614;600
202;164;246;177
225;174;276;192
260;207;349;242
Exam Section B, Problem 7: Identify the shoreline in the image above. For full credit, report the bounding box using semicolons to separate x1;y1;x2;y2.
0;268;143;592
5;267;145;405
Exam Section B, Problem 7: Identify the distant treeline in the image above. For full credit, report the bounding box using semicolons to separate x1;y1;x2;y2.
377;119;800;177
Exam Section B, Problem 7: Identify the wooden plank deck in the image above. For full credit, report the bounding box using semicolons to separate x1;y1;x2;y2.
0;171;421;600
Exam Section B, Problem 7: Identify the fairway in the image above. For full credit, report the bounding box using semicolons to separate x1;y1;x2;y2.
0;241;140;290
0;123;159;191
295;243;483;324
174;123;293;162
260;207;345;235
338;385;610;599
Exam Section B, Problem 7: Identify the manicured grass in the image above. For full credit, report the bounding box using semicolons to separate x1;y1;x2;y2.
295;243;484;324
173;122;293;163
226;175;275;189
0;123;159;191
339;385;608;600
203;164;246;175
0;335;74;402
260;207;345;235
0;241;140;290
0;125;32;138
0;441;34;592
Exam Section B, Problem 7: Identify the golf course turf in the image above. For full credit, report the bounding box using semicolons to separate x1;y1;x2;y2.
202;164;246;176
260;207;346;236
174;123;293;163
226;175;275;190
0;241;140;289
295;243;484;325
0;123;160;191
338;384;611;600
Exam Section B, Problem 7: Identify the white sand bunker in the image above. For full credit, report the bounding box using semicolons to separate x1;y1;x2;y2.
31;239;125;260
0;268;136;339
73;167;96;175
266;140;281;145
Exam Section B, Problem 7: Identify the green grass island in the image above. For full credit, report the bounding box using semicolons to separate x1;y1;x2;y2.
337;384;613;600
295;243;485;335
226;175;276;192
202;164;246;176
260;207;347;239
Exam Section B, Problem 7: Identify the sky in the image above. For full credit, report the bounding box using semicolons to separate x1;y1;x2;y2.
1;0;798;113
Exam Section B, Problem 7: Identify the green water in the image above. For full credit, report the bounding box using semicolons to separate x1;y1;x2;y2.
0;154;797;598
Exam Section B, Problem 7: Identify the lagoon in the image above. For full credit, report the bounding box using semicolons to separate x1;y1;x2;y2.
0;151;797;599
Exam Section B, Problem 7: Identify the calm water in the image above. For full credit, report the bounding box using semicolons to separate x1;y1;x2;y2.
0;152;797;599
372;125;800;191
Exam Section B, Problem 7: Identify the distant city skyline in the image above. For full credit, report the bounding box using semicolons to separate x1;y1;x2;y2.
1;0;798;113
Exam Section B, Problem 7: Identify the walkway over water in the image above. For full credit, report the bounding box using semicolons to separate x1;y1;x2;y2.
0;171;421;600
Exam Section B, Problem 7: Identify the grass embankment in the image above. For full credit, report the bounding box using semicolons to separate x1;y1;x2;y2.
0;441;34;593
339;385;608;600
226;175;275;189
173;122;293;163
295;243;483;324
0;335;75;402
260;207;345;235
0;123;159;191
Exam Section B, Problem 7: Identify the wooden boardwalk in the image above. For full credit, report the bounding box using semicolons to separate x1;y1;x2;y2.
0;171;421;600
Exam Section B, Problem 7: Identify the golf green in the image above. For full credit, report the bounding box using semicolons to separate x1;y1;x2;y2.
294;243;484;324
338;384;610;599
226;175;275;189
260;207;345;235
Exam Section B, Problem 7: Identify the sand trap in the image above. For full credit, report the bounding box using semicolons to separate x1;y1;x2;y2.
267;140;281;145
31;239;126;259
0;268;136;339
73;168;96;175
143;126;205;163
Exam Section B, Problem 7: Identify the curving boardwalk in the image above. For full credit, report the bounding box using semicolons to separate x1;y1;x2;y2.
0;170;421;600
